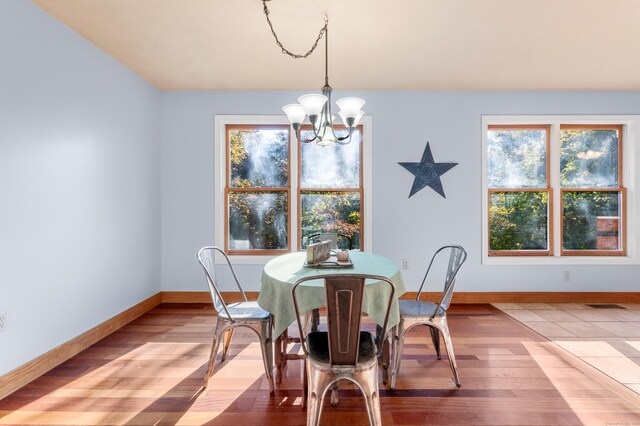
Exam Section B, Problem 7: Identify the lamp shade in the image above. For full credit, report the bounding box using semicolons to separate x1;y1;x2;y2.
336;97;366;118
282;104;306;125
298;94;328;117
339;110;364;128
352;110;365;127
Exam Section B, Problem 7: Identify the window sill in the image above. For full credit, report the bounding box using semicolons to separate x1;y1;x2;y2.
215;254;283;265
482;255;640;266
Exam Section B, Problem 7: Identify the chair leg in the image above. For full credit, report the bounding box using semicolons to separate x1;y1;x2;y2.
258;321;275;394
438;318;461;387
390;324;405;390
329;382;339;406
430;326;441;360
203;323;225;389
306;388;322;426
306;368;332;426
311;308;320;333
376;325;390;385
301;359;308;409
390;325;398;388
274;333;283;384
221;328;234;362
266;317;275;390
361;367;382;426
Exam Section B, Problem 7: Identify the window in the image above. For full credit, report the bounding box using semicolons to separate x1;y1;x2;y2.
215;116;372;262
299;126;363;250
226;125;290;254
487;125;551;256
559;125;624;255
482;116;639;264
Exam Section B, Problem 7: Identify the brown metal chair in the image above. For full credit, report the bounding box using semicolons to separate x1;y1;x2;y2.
292;274;395;426
390;245;467;390
197;246;274;393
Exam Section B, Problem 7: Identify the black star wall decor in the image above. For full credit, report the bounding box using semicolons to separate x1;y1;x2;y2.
399;142;458;198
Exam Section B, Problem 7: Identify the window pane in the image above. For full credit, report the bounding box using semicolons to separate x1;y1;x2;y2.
301;192;361;249
229;127;288;188
562;191;622;251
300;128;360;188
487;128;547;188
228;191;288;250
560;128;619;188
489;192;549;251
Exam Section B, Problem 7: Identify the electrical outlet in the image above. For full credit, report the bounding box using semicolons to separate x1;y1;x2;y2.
0;312;7;332
402;259;409;270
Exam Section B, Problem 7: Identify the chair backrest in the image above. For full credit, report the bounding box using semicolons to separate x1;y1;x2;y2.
292;274;395;366
197;246;247;320
306;233;353;250
416;245;467;314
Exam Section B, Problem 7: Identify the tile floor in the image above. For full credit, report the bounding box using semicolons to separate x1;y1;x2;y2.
493;302;640;396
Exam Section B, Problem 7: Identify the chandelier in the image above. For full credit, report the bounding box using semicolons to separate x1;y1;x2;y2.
262;1;365;146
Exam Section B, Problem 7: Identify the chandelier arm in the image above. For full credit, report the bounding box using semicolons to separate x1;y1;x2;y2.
293;125;318;144
262;1;328;59
299;135;318;144
335;129;354;145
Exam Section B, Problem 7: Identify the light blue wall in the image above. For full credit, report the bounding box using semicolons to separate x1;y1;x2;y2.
0;0;160;375
160;90;640;293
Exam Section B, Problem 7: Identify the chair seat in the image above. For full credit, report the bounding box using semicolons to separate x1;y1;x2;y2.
307;331;377;365
399;300;446;319
218;301;271;320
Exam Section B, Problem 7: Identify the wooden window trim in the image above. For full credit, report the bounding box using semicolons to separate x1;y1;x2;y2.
487;125;551;256
297;125;364;251
224;124;292;255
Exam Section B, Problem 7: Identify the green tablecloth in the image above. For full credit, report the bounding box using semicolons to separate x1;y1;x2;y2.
258;251;406;337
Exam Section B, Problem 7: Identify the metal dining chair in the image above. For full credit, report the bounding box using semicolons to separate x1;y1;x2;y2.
292;274;395;426
306;232;353;250
390;245;467;389
197;246;274;393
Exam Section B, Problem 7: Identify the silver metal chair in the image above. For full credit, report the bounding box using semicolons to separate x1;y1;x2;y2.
197;246;274;393
292;274;395;426
390;245;467;390
306;232;353;250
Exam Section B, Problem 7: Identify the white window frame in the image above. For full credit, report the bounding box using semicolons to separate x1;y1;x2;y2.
214;115;373;264
481;115;640;265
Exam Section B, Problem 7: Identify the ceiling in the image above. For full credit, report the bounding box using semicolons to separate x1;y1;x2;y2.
32;0;640;90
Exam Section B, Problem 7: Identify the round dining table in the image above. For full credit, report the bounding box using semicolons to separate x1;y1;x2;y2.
258;251;406;383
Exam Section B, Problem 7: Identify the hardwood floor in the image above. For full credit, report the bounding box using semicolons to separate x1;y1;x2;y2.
1;303;639;425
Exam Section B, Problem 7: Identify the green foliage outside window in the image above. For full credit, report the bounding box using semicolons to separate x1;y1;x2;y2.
489;192;548;250
301;192;361;248
562;191;620;250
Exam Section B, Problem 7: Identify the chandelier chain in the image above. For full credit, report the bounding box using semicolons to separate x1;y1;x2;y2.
262;0;328;59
